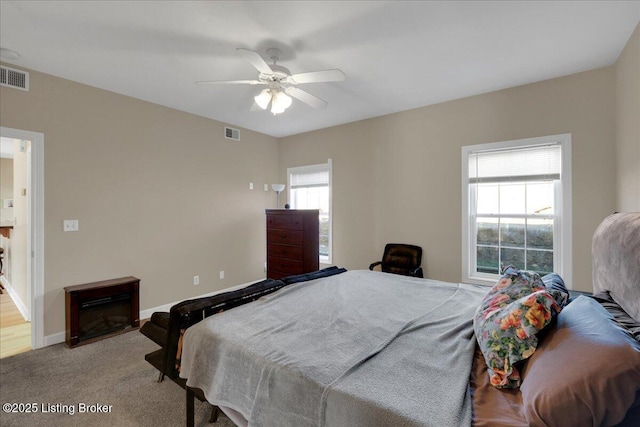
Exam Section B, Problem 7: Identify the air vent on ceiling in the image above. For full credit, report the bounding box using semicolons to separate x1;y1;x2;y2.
225;127;240;141
0;65;29;91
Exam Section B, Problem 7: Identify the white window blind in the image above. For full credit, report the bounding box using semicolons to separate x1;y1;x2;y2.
290;164;329;188
468;144;561;183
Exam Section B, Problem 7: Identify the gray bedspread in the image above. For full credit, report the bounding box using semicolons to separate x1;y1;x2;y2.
180;270;488;427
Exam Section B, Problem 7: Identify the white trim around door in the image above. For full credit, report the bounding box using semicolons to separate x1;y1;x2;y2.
1;126;45;349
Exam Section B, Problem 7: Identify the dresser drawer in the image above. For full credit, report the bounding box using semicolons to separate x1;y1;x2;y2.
268;256;303;274
266;214;304;230
267;243;303;260
267;229;303;246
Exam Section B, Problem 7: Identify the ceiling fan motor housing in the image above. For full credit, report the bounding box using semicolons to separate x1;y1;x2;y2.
261;64;291;82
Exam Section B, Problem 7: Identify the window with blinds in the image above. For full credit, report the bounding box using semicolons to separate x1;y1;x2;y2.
462;135;572;286
288;160;332;263
468;144;561;183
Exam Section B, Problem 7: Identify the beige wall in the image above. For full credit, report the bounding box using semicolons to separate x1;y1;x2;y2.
280;67;617;292
277;123;378;271
615;23;640;211
0;66;280;337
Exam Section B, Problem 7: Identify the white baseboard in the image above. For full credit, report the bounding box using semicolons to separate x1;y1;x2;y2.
41;278;265;347
0;275;29;321
44;331;66;346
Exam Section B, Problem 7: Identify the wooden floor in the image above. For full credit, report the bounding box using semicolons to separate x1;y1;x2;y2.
0;291;31;359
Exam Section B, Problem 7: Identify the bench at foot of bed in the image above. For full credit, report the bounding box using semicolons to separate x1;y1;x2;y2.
140;278;290;423
141;268;348;425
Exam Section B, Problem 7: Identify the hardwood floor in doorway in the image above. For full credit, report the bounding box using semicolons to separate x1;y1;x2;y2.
0;291;31;358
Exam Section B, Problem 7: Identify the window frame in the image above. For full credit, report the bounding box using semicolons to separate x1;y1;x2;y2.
287;159;332;264
461;134;572;287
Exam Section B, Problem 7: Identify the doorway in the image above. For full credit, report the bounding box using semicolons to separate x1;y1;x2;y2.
0;127;44;352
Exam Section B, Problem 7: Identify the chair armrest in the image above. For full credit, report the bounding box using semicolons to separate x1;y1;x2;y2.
369;261;382;270
412;267;424;278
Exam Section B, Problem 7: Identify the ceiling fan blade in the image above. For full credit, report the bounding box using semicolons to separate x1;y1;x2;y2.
237;48;273;75
195;80;264;85
288;69;345;84
285;86;327;109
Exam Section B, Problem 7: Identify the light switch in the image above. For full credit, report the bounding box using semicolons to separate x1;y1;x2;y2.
264;184;268;191
63;220;79;232
249;182;254;190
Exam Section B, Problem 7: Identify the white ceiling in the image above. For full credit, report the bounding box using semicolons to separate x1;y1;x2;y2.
1;1;638;138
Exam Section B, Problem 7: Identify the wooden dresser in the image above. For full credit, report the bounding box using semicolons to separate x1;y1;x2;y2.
266;209;319;280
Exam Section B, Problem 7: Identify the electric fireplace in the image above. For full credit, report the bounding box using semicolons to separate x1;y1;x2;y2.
65;277;140;348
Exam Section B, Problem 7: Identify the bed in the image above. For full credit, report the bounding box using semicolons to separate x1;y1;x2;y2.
176;212;640;427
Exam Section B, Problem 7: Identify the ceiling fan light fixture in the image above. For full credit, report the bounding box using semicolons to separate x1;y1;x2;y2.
271;90;292;115
197;48;344;114
254;89;272;110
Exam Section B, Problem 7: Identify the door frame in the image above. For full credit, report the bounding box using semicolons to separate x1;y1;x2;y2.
0;126;44;349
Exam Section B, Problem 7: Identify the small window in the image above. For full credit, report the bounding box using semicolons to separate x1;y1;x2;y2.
288;160;332;264
462;135;572;286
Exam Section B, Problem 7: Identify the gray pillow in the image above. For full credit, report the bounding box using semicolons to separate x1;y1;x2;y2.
520;296;640;426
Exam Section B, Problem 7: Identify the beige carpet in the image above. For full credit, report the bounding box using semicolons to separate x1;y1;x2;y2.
0;330;236;427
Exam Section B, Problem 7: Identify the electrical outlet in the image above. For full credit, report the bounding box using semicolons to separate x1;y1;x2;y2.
219;271;224;280
193;275;200;286
63;220;79;232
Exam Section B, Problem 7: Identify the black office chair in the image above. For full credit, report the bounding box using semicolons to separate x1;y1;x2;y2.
369;243;424;278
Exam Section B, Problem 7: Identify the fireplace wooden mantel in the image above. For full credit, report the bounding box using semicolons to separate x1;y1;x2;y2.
64;276;140;348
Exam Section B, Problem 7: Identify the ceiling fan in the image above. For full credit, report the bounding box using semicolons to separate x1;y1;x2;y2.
196;48;345;115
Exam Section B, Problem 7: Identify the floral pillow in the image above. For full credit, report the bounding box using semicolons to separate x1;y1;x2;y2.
474;266;568;389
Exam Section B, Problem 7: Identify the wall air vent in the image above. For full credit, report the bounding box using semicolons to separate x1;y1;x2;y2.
225;127;240;141
0;65;29;91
